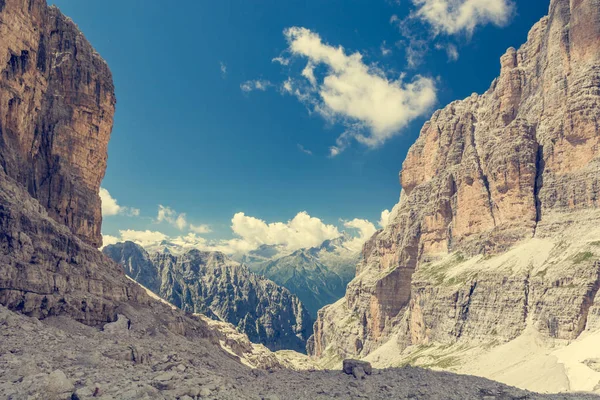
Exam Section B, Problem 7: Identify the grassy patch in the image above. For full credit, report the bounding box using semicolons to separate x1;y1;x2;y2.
572;251;595;264
417;252;469;285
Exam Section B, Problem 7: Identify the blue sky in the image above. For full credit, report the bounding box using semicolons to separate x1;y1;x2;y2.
51;0;549;253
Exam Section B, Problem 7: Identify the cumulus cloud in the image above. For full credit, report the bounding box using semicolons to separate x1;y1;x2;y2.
379;209;391;228
230;211;341;251
240;79;272;92
189;224;212;234
278;27;436;155
103;211;381;257
119;229;168;247
99;188;140;217
156;205;187;229
101;234;120;248
411;0;514;35
343;218;377;251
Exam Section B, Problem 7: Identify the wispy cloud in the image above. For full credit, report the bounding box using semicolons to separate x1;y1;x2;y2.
220;61;227;78
297;144;313;155
240;79;272;92
380;40;392;56
435;43;459;61
156;205;211;233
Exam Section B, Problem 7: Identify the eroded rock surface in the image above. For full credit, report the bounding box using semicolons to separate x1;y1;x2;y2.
0;0;116;247
309;0;600;376
104;241;313;352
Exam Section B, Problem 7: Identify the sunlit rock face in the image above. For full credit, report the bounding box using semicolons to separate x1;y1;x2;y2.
0;0;115;247
309;0;600;361
104;241;314;353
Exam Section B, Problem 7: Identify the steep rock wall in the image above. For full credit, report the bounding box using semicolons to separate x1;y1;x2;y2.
0;0;115;247
309;0;600;360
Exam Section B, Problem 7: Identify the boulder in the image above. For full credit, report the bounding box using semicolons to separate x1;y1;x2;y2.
343;359;372;379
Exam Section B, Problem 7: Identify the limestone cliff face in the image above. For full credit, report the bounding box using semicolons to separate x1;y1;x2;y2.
309;0;600;361
104;242;314;353
0;0;115;247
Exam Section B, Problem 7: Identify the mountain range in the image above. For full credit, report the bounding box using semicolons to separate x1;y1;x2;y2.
0;0;599;397
103;241;312;352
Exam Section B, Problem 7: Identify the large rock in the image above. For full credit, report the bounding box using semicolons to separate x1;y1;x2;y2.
104;241;313;352
310;0;600;363
0;0;115;247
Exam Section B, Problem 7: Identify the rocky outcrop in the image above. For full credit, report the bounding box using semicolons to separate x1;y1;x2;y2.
104;241;313;352
246;238;359;317
0;0;115;247
309;0;600;368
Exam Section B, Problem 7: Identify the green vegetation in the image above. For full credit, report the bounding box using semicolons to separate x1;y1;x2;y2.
572;251;595;264
417;252;469;285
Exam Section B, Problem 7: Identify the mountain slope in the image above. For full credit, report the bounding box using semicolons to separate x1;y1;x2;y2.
309;0;600;393
104;241;313;352
244;238;359;317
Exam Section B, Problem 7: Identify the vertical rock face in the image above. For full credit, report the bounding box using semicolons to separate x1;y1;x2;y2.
0;0;115;247
310;0;600;361
0;0;138;327
104;242;314;353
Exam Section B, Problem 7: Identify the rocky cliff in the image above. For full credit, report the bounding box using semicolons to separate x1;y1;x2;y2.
309;0;600;384
104;241;313;352
0;0;114;248
0;0;288;370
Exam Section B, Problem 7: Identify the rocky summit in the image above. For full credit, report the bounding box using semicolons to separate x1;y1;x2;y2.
103;241;313;353
309;0;600;393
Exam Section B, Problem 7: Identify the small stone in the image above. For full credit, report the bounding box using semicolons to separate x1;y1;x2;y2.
199;387;211;397
153;371;175;381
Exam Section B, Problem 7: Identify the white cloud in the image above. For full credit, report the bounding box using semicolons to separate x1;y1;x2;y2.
280;27;436;154
119;229;168;247
240;79;272;92
230;211;341;251
220;61;227;78
157;205;186;229
435;43;459;61
379;209;391;228
101;234;120;248
297;144;313;155
156;205;211;233
101;211;381;256
343;218;377;251
99;188;140;217
411;0;514;35
272;56;290;66
189;224;212;234
380;41;392;56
